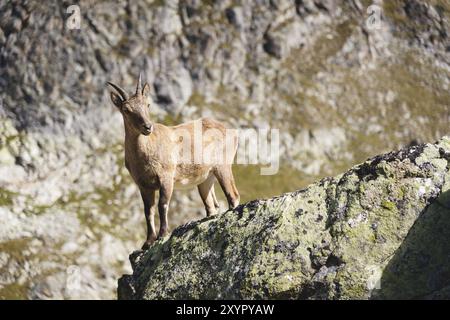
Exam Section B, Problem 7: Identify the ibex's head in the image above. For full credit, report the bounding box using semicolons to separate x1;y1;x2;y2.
107;73;154;135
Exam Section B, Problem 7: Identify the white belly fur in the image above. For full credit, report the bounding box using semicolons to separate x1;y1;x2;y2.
174;172;211;190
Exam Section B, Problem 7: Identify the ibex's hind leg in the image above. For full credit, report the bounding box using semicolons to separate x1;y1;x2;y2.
198;175;217;217
230;171;239;206
214;165;240;209
211;186;220;210
140;188;157;250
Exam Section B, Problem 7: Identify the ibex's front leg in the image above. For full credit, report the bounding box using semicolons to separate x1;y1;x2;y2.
158;178;173;239
140;189;157;250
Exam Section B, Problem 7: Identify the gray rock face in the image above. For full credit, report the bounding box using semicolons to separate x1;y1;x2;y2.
0;0;449;299
118;137;450;300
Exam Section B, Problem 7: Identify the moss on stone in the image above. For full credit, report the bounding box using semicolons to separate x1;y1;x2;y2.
0;188;16;206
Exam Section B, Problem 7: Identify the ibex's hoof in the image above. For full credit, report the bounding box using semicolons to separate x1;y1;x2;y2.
141;241;153;250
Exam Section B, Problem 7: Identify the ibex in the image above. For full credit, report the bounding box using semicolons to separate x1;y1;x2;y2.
108;74;240;249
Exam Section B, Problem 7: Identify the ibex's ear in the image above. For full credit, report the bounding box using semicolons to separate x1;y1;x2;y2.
142;83;151;98
110;92;123;109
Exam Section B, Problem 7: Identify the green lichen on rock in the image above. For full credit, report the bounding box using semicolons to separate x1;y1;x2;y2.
118;137;450;300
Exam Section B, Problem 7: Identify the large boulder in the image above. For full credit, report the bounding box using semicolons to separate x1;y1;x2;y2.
118;137;450;299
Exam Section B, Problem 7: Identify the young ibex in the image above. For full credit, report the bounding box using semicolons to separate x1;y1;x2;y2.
108;74;240;249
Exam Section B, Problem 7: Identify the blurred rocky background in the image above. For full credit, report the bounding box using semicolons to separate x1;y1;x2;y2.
0;0;449;299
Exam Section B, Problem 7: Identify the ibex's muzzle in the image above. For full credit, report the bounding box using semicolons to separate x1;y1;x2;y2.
142;123;154;135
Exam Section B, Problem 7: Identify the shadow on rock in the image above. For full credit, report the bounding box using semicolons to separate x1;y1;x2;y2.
373;190;450;299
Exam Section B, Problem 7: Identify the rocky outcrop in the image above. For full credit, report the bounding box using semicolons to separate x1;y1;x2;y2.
118;137;450;300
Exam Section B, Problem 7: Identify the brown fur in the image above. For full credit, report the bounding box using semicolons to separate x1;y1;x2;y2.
108;75;239;249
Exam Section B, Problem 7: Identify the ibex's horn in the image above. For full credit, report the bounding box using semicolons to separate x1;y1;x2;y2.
107;82;129;101
136;72;142;95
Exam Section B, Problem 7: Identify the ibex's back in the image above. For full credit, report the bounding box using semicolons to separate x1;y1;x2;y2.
170;118;238;189
108;74;239;249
